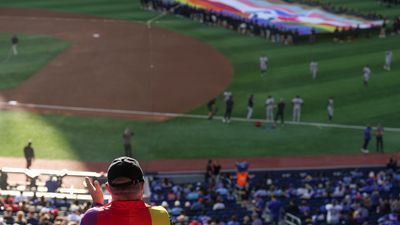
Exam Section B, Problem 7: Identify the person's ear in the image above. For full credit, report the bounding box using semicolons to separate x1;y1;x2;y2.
106;182;111;193
140;182;145;195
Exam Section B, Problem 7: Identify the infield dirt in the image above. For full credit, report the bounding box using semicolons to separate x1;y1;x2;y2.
0;8;233;121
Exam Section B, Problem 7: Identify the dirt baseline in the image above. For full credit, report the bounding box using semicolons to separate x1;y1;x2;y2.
0;8;233;121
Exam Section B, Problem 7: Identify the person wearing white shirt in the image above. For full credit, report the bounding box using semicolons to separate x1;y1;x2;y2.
14;191;27;203
265;96;275;121
327;97;334;121
363;65;371;87
292;96;304;122
310;60;318;80
259;55;268;76
212;200;225;210
325;200;342;224
384;50;393;71
223;91;232;102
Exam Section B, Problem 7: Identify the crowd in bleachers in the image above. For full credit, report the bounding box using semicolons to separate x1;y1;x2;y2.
0;192;90;225
248;160;400;225
148;158;400;225
0;158;399;225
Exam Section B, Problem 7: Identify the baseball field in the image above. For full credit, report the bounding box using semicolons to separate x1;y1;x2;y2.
0;0;399;167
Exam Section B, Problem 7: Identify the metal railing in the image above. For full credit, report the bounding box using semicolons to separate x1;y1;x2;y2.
284;213;302;225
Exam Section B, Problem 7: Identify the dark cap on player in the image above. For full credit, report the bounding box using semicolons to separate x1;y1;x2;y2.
107;157;144;187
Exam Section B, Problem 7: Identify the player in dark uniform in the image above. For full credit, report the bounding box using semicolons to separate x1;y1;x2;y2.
11;35;19;55
274;98;285;124
247;94;254;119
123;128;134;157
223;95;234;123
23;141;34;169
207;98;217;120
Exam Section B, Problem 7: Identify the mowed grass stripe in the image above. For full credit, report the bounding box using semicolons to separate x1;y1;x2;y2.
0;34;68;90
0;0;155;21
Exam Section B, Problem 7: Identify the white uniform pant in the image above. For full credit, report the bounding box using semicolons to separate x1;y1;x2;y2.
12;44;18;55
293;107;301;122
385;58;392;70
327;106;334;118
311;69;317;79
266;106;274;121
247;107;253;119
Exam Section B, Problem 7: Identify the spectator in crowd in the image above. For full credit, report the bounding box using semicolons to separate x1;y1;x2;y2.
14;211;27;225
268;195;283;225
353;203;369;224
81;156;170;225
213;160;222;184
236;161;249;188
387;157;397;170
227;215;240;225
325;199;342;224
67;208;81;223
0;169;8;190
45;176;60;192
251;213;263;225
171;200;184;216
206;159;214;183
212;199;226;211
14;191;27;203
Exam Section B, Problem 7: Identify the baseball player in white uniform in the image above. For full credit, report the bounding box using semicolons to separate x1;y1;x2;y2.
327;97;334;121
363;65;371;87
384;50;393;71
259;55;268;76
223;91;232;102
310;60;318;80
292;95;304;122
265;96;275;121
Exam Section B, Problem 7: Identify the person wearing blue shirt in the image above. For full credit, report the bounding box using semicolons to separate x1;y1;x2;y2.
361;126;371;153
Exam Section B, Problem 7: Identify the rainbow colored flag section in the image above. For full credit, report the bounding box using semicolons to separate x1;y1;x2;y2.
173;0;384;35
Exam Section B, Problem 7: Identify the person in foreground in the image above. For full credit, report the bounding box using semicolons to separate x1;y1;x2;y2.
80;156;170;225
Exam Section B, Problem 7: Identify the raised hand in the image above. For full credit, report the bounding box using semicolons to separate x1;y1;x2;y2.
85;177;104;206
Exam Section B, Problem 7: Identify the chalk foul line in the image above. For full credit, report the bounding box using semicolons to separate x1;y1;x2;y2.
1;101;400;132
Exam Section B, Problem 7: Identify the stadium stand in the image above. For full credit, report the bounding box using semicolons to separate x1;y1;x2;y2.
148;160;399;225
0;159;399;225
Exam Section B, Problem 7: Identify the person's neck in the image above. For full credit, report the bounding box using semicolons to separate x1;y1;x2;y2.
112;195;142;201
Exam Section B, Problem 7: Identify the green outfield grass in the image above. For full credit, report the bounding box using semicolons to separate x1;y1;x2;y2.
0;0;399;161
0;34;68;89
1;111;399;161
